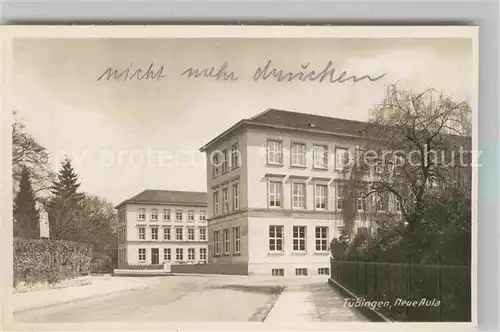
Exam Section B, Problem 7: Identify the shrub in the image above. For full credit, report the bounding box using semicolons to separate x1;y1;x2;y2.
13;237;92;287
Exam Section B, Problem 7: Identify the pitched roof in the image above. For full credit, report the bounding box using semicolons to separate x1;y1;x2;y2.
115;190;207;209
199;108;370;151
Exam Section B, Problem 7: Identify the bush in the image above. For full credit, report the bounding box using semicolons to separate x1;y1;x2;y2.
13;237;92;287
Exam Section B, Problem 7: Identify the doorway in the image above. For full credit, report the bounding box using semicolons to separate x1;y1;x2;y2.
151;248;159;265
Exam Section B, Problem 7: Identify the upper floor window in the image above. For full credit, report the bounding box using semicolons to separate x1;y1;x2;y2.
137;227;146;240
222;187;229;213
233;184;240;210
335;147;350;170
267;139;283;165
212;153;220;178
213;191;220;215
187;210;194;222
199;210;206;221
187;228;195;241
313;144;328;169
357;191;366;211
292;183;306;209
176;227;183;241
151;209;159;221
138;208;146;221
163;228;171;240
231;142;240;168
269;181;283;208
163;209;171;221
291;143;306;167
394;194;402;212
315;184;328;210
175;210;183;222
151;227;159;240
222;149;229;173
336;185;344;211
199;227;207;241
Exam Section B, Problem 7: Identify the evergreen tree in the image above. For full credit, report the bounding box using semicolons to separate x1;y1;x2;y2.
13;167;40;239
48;157;84;239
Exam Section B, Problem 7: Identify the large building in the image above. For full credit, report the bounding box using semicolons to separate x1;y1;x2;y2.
199;108;401;277
115;190;208;267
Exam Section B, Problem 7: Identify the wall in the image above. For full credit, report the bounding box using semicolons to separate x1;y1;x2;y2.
124;242;207;265
171;263;248;275
208;214;249;264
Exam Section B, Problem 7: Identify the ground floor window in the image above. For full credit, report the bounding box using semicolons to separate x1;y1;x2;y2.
164;248;171;261
272;268;285;276
295;268;308;276
138;248;146;262
199;248;207;261
318;267;329;275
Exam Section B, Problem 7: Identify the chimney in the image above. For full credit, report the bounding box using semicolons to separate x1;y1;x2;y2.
308;120;315;128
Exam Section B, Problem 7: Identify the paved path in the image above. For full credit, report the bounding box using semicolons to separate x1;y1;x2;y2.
265;280;368;322
13;275;368;323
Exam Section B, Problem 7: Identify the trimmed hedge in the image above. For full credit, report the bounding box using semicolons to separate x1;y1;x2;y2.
13;237;92;287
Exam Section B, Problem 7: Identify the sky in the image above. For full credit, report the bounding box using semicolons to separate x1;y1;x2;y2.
12;37;473;205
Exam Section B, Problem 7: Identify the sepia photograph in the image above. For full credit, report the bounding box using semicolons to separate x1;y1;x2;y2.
2;26;478;329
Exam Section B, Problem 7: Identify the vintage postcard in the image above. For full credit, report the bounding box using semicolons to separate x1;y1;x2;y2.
1;26;478;331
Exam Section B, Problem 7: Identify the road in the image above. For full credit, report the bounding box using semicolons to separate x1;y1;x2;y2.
14;275;367;323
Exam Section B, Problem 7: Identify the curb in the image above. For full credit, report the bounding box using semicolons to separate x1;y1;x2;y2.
13;283;145;313
327;278;393;322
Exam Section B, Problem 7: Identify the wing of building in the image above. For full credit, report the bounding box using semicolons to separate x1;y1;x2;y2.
115;190;208;267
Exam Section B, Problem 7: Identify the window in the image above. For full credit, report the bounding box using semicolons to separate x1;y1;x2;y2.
187;228;195;241
357;192;366;211
233;227;241;254
335;147;349;170
313;144;328;168
222;188;229;213
212;153;220;178
233;184;240;210
376;194;387;212
138;208;146;220
163;209;171;221
163;228;171;240
151;227;158;240
223;229;230;254
394;194;402;212
393;155;404;175
222;149;229;173
199;210;206;221
269;181;283;208
213;191;220;215
151;209;159;221
199;227;207;241
357;227;369;235
164;248;171;261
375;161;383;174
214;231;221;255
187;210;194;222
231;142;240;168
292;183;306;209
188;248;195;261
315;184;327;210
176;228;183;241
176;248;183;261
293;226;307;252
175;210;183;222
291;142;306;167
272;268;285;276
318;268;330;275
200;248;207;261
267;139;283;165
137;227;146;240
269;225;284;252
295;268;308;276
138;248;146;262
336;185;344;211
315;226;328;252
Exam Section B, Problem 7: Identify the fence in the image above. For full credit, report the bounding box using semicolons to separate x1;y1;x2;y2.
330;259;471;322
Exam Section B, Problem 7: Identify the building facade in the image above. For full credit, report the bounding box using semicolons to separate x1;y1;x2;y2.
115;190;208;267
200;109;402;277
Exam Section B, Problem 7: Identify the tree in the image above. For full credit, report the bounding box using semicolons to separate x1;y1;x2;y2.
340;84;472;260
12;110;54;196
47;157;84;239
13;167;40;239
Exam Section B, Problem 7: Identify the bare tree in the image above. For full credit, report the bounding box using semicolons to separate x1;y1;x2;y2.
340;84;472;244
